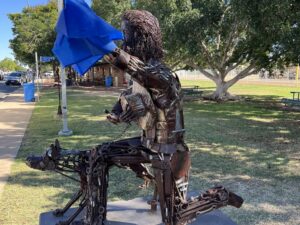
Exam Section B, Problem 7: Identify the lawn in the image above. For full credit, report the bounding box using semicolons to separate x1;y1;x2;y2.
0;81;299;225
181;79;297;98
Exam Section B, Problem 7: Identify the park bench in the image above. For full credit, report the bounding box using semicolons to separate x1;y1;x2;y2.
281;91;300;107
182;85;203;100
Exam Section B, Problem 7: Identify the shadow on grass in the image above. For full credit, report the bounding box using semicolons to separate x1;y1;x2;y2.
6;165;153;206
185;95;300;173
6;149;298;225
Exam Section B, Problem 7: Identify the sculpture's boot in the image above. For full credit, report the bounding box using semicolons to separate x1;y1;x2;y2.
175;186;243;224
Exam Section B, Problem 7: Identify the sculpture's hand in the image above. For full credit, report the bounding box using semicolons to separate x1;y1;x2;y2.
107;113;120;124
26;140;62;171
26;150;56;171
105;48;144;72
26;140;87;173
119;105;137;123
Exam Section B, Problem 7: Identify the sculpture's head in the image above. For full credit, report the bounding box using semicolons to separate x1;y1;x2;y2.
121;10;163;62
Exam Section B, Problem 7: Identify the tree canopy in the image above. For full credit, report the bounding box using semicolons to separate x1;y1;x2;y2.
92;0;300;100
91;0;132;28
9;1;57;66
8;0;300;100
0;58;25;72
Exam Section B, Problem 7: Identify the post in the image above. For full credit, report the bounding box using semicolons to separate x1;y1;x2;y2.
35;52;40;102
58;0;72;136
54;63;62;115
58;0;63;12
296;64;299;87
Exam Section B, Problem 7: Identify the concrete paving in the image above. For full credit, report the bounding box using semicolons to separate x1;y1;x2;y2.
0;88;35;196
40;197;237;225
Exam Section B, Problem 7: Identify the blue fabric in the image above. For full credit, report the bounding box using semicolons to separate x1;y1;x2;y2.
52;0;123;75
72;55;102;75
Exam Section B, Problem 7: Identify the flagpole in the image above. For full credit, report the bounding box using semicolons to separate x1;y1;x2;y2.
35;52;40;102
58;0;72;136
296;64;299;87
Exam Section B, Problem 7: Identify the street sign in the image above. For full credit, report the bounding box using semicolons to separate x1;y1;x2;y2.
40;56;55;63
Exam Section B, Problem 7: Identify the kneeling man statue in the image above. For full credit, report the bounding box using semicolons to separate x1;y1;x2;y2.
27;10;243;225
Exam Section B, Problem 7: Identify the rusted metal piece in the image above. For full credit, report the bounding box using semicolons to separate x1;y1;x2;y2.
175;186;243;224
26;138;155;225
121;10;164;62
26;138;243;225
26;9;243;225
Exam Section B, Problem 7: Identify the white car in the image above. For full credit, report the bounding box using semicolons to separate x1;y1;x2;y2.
44;71;54;77
5;72;26;85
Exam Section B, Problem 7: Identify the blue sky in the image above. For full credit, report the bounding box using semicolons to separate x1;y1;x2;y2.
0;0;91;61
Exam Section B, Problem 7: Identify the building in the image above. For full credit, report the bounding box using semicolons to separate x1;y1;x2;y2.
84;61;127;87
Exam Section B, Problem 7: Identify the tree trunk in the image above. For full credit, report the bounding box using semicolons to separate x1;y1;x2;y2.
205;78;237;101
188;61;257;101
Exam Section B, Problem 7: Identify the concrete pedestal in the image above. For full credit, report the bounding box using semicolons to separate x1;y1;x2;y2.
40;197;237;225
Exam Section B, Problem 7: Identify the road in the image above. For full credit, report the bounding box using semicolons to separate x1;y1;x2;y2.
0;81;20;99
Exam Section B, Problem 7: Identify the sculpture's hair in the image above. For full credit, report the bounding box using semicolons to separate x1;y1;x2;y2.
122;10;163;62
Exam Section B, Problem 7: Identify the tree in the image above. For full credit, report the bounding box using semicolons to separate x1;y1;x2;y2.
162;0;298;100
88;1;300;100
95;0;298;100
9;1;57;66
269;0;300;65
92;0;193;69
91;0;132;28
0;58;25;71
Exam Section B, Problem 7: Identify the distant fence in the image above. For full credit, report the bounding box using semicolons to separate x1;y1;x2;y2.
176;68;297;82
175;69;260;81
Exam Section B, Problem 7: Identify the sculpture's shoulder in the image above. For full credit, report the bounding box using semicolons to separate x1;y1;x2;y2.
142;61;180;90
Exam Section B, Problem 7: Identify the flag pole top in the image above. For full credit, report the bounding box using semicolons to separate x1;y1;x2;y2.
58;0;64;13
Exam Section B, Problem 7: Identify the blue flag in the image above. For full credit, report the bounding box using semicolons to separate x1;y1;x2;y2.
52;0;123;75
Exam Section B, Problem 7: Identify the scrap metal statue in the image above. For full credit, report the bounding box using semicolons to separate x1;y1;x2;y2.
27;10;243;225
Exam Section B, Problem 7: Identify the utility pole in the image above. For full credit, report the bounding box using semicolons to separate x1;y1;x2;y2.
54;63;62;115
58;0;72;136
35;52;40;102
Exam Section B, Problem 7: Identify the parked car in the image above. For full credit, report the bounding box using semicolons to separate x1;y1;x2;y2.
4;72;26;85
43;71;54;77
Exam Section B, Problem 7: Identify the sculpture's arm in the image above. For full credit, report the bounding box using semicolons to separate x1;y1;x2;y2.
26;140;88;175
105;48;171;90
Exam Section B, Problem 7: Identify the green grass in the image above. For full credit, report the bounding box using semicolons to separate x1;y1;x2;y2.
0;81;300;225
181;79;297;99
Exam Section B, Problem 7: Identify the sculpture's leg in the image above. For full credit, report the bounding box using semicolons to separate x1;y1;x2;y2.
104;137;155;189
53;190;83;217
128;163;154;188
148;184;158;211
151;155;175;225
98;165;109;222
170;150;191;203
56;195;88;225
163;157;175;225
101;137;157;212
80;137;155;224
83;149;109;225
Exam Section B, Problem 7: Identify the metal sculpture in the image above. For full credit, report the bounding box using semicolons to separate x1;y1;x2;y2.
26;10;243;225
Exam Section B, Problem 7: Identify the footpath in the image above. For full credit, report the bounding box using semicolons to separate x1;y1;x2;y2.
0;88;35;195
